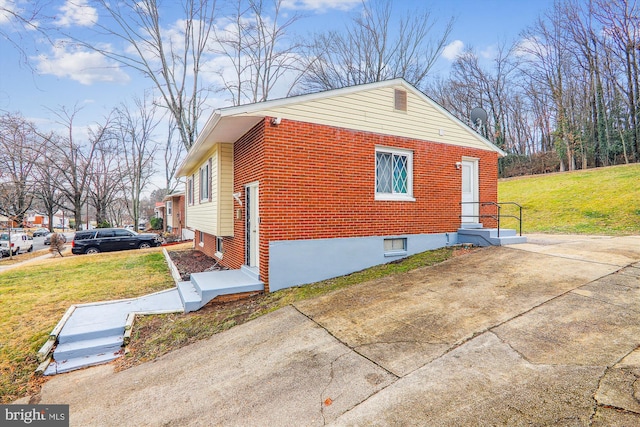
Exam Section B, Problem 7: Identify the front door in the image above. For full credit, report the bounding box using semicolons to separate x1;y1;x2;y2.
461;158;479;224
245;182;259;268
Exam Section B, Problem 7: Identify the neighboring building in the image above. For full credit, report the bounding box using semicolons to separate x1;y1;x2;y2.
177;78;506;293
163;192;187;239
24;211;70;230
0;215;16;229
154;202;165;220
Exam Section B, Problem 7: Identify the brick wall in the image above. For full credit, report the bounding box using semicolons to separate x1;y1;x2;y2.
259;118;498;241
174;195;185;237
196;117;499;291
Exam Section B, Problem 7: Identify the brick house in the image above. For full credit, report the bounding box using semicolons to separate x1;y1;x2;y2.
177;79;507;293
163;192;186;239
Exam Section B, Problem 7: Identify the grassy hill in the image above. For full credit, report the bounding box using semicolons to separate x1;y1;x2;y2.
498;163;640;235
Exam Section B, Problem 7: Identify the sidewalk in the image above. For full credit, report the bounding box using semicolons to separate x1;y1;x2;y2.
0;251;57;273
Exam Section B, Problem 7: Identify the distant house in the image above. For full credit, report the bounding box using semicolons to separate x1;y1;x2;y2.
154;202;165;221
177;78;506;293
163;192;187;239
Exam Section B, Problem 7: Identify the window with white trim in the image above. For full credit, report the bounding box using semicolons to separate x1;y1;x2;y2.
375;147;413;200
187;176;194;205
199;162;210;201
167;201;172;215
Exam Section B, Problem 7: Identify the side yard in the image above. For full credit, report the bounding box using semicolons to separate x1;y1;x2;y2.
0;244;462;403
116;246;461;370
0;248;174;403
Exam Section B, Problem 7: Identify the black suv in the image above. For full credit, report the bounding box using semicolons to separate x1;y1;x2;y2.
71;228;162;255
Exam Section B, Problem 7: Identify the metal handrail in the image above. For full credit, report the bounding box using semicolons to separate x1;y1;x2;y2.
460;201;523;237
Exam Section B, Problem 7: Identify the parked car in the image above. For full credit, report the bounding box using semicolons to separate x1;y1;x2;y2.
71;228;162;255
44;232;67;245
32;228;50;237
0;232;33;256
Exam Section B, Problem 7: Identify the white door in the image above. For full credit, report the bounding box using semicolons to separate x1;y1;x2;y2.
245;182;259;268
461;159;479;224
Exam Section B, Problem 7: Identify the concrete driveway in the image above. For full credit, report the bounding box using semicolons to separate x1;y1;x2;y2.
29;234;640;426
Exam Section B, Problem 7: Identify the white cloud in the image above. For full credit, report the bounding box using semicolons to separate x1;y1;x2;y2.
281;0;361;12
441;40;464;61
35;41;130;85
0;0;17;25
514;36;545;59
480;45;497;60
56;0;98;28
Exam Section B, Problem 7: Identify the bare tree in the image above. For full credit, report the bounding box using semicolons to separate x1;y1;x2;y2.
45;107;107;230
593;0;640;160
162;117;183;194
0;1;51;65
33;136;66;232
88;134;123;227
299;0;453;92
0;113;40;226
114;97;160;232
520;7;578;171
66;0;218;151
213;0;304;105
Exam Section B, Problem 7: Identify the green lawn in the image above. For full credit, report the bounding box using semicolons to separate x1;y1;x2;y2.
0;249;174;403
499;163;640;235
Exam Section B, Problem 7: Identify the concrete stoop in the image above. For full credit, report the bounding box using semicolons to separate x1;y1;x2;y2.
458;227;527;247
177;268;264;313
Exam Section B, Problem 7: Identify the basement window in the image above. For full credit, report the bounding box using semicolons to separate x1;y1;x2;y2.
384;238;407;256
215;237;224;259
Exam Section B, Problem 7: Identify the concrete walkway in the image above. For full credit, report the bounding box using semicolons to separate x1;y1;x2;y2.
43;289;184;375
27;234;640;426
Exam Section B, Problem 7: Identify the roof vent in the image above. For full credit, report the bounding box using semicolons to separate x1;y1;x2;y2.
394;89;407;111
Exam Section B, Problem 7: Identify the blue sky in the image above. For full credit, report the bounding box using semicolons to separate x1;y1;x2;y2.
0;0;555;189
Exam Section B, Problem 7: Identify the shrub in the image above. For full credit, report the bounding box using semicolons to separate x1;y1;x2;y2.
150;217;163;230
49;233;66;257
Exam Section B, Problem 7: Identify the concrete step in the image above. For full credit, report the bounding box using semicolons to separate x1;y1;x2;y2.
459;222;484;229
52;335;123;360
177;280;202;313
190;270;264;302
185;270;264;313
56;322;124;345
492;236;528;246
458;228;526;247
44;351;123;376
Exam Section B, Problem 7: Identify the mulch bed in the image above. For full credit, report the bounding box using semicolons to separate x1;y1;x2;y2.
167;249;219;281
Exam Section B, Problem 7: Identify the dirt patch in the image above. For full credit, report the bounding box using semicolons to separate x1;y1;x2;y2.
167;249;220;280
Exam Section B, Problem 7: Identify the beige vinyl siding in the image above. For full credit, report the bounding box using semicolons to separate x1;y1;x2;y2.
244;86;488;151
185;143;234;236
218;143;234;235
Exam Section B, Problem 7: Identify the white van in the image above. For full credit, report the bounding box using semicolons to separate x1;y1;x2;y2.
0;232;34;256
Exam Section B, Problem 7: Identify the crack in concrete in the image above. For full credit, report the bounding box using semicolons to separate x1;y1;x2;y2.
588;342;640;425
570;285;640;315
291;304;400;380
589;365;612;425
319;352;348;426
491;331;534;364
